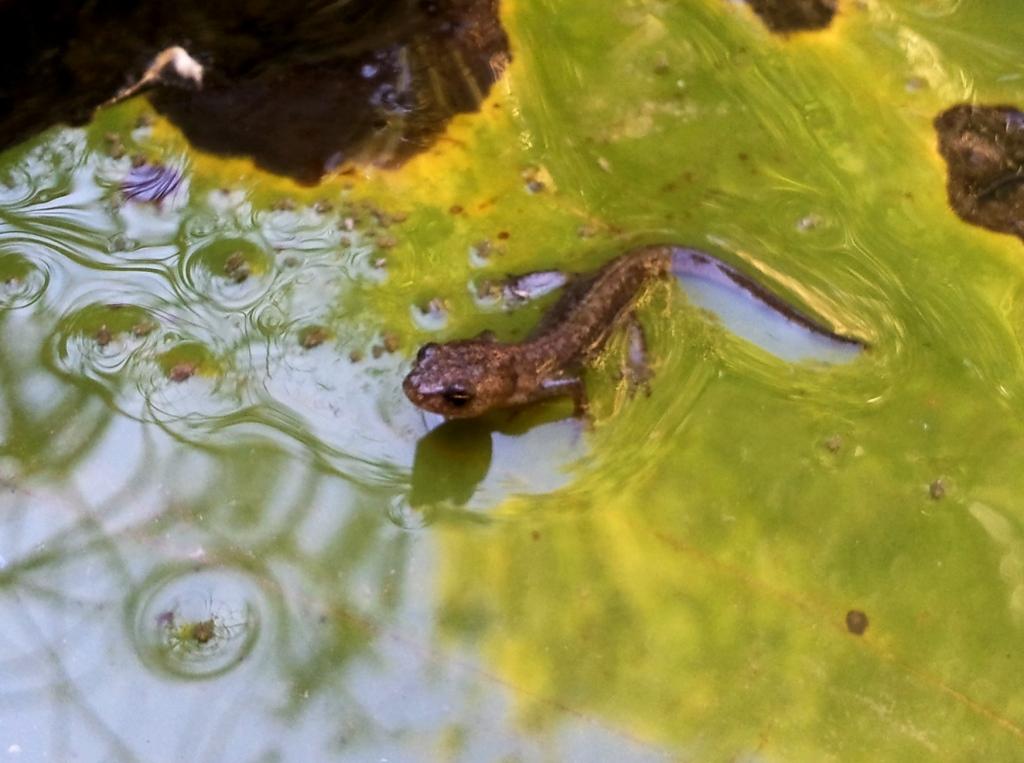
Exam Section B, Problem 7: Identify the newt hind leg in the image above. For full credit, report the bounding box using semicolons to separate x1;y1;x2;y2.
620;310;654;398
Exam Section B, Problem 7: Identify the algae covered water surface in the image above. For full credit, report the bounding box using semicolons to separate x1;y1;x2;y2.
2;1;1024;759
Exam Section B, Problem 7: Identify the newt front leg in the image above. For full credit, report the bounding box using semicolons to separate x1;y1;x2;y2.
537;375;589;416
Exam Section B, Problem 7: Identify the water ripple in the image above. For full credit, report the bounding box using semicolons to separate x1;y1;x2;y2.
179;237;276;312
127;561;274;681
0;250;51;310
52;300;162;380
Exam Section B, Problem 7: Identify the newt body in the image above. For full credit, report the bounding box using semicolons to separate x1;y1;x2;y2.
403;244;858;419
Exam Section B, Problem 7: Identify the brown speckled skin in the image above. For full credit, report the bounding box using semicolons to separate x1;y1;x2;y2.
403;245;673;418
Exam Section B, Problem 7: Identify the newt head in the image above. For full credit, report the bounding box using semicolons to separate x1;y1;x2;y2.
403;339;518;418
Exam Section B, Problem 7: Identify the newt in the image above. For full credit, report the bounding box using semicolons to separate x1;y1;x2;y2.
403;244;861;418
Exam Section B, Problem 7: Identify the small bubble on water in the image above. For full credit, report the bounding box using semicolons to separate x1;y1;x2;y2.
905;76;928;93
0;253;48;310
796;213;823;232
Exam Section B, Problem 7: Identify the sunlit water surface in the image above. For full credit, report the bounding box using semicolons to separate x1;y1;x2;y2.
3;1;1024;760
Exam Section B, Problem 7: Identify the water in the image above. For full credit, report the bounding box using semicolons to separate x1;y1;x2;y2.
3;1;1024;760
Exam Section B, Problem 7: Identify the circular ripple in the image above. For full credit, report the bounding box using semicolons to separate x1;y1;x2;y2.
134;336;249;425
386;493;436;529
0;251;49;310
181;238;275;310
127;563;270;681
252;301;289;338
53;302;161;378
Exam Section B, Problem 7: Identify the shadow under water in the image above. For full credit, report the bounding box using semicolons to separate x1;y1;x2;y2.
743;0;837;33
0;0;510;183
935;103;1024;245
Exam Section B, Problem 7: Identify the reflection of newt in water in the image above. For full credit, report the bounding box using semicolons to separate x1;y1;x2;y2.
403;244;863;419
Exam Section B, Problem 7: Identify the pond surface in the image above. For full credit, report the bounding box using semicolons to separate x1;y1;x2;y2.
3;1;1024;760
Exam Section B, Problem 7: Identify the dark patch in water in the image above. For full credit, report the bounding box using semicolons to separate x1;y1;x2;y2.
122;163;183;202
845;609;868;635
934;104;1024;243
0;0;509;183
410;419;493;508
744;0;837;33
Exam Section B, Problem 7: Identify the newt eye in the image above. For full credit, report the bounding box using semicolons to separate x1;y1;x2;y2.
442;385;473;407
416;343;439;363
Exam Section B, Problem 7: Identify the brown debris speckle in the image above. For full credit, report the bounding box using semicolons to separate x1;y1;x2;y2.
845;609;869;636
470;240;492;260
168;362;197;382
192;619;215;644
224;251;251;283
95;325;112;347
300;326;330;349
